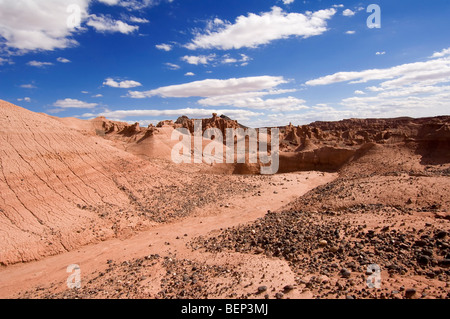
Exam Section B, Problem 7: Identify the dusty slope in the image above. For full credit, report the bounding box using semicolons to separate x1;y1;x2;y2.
288;143;450;212
0;101;176;265
51;115;180;162
0;101;253;265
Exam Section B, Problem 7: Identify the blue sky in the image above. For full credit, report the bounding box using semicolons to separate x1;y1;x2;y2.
1;0;449;127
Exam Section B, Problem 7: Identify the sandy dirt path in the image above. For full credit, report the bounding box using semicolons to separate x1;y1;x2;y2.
0;171;337;298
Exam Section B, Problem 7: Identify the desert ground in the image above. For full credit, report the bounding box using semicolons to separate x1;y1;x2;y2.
0;99;448;299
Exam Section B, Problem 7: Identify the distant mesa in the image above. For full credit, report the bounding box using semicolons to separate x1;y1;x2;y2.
156;120;175;127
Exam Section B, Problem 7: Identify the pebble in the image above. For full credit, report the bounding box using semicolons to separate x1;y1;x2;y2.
340;268;351;279
275;292;284;299
255;247;264;254
283;285;294;292
438;259;450;267
405;288;416;299
417;255;430;266
257;286;267;294
436;231;447;239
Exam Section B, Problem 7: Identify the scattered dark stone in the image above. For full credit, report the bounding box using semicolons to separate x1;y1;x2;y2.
421;249;433;257
405;288;416;299
185;194;450;300
275;292;284;299
283;285;295;292
330;246;339;253
414;240;427;247
257;286;267;294
438;259;450;268
399;242;409;249
418;255;430;266
255;247;264;254
426;271;436;279
340;268;351;278
436;231;447;239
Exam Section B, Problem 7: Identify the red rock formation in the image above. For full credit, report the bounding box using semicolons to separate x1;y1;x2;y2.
91;117;156;142
156;120;174;127
177;113;240;137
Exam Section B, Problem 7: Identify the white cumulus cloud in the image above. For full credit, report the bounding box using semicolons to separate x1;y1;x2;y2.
181;54;216;65
306;55;450;88
20;84;36;89
431;47;450;58
129;16;150;23
53;98;97;109
165;62;181;70
87;14;139;34
197;90;303;110
0;0;89;52
103;78;142;88
57;57;71;63
98;0;121;5
27;61;54;67
0;57;13;65
97;0;164;11
343;9;355;16
128;76;289;98
221;54;251;65
156;43;173;51
185;6;336;50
